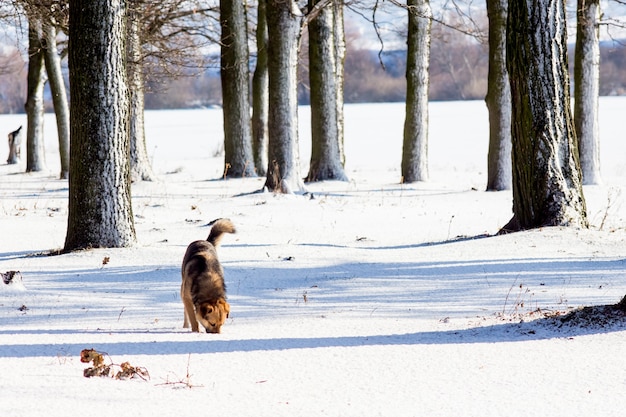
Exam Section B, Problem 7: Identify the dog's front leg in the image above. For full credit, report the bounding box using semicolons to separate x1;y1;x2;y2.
182;296;200;332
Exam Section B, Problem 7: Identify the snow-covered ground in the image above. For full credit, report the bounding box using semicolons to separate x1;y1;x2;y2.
1;98;626;416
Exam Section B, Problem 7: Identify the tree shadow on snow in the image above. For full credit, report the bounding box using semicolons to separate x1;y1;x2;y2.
0;303;625;359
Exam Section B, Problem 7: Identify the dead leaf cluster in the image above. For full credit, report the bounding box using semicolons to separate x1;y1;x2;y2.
2;270;22;285
80;348;149;381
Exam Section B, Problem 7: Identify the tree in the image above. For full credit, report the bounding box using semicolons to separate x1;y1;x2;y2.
485;0;511;191
504;0;587;231
221;0;256;178
332;0;346;165
252;0;269;176
264;0;305;193
42;22;70;179
306;0;348;182
64;0;136;250
401;0;431;183
25;13;46;173
574;0;601;185
128;3;156;182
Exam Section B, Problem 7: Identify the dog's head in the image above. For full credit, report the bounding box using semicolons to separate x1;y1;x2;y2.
196;298;230;333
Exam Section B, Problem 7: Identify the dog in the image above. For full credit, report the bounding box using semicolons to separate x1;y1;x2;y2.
181;218;235;333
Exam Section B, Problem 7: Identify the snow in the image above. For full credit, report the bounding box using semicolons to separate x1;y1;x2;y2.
2;98;626;416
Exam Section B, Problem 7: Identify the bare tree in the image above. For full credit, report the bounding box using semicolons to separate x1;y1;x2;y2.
306;0;348;182
25;12;46;173
485;0;511;191
221;0;256;178
252;0;269;176
65;0;136;250
574;0;601;185
128;3;156;182
264;0;305;193
401;0;431;183
42;21;70;179
504;0;587;232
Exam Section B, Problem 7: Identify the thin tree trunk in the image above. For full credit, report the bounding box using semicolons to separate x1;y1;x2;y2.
128;6;156;182
306;0;347;182
65;0;136;250
42;23;70;180
401;0;431;183
221;0;256;178
485;0;511;191
265;0;305;193
574;0;601;185
25;15;46;173
252;0;269;176
504;0;587;231
333;0;346;165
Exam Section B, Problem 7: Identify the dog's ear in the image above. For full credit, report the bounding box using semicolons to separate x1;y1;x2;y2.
219;299;231;318
200;304;214;317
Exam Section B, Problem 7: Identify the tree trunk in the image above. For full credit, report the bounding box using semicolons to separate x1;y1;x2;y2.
25;15;46;173
221;0;256;178
252;0;269;176
485;0;511;191
504;0;587;232
333;0;346;166
264;0;305;193
401;0;431;183
128;6;156;182
65;0;136;250
306;0;348;182
574;0;601;185
6;126;22;164
42;23;70;180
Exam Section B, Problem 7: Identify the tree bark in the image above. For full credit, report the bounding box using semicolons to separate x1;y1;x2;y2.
264;0;305;193
574;0;601;185
221;0;256;178
128;5;156;182
306;0;347;182
504;0;588;231
333;0;346;166
6;126;22;164
25;15;46;173
42;22;70;180
485;0;511;191
65;0;136;250
252;0;269;176
401;0;431;183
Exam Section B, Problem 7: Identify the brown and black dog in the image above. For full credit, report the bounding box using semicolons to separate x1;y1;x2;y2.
181;218;235;333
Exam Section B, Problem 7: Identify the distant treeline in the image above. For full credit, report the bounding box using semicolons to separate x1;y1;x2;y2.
1;38;625;113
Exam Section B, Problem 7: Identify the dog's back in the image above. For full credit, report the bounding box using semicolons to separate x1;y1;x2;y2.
182;241;226;305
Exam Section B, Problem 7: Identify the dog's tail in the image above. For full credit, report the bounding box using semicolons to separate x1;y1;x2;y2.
207;218;236;248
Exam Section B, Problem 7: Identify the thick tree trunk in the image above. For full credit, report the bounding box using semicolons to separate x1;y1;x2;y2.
42;23;70;180
401;0;431;183
25;15;46;173
485;0;511;191
252;0;269;176
128;7;156;182
306;0;347;182
265;0;305;193
505;0;587;231
574;0;601;185
65;0;136;250
221;0;256;178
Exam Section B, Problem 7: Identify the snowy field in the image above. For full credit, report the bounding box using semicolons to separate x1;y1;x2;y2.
1;98;626;416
